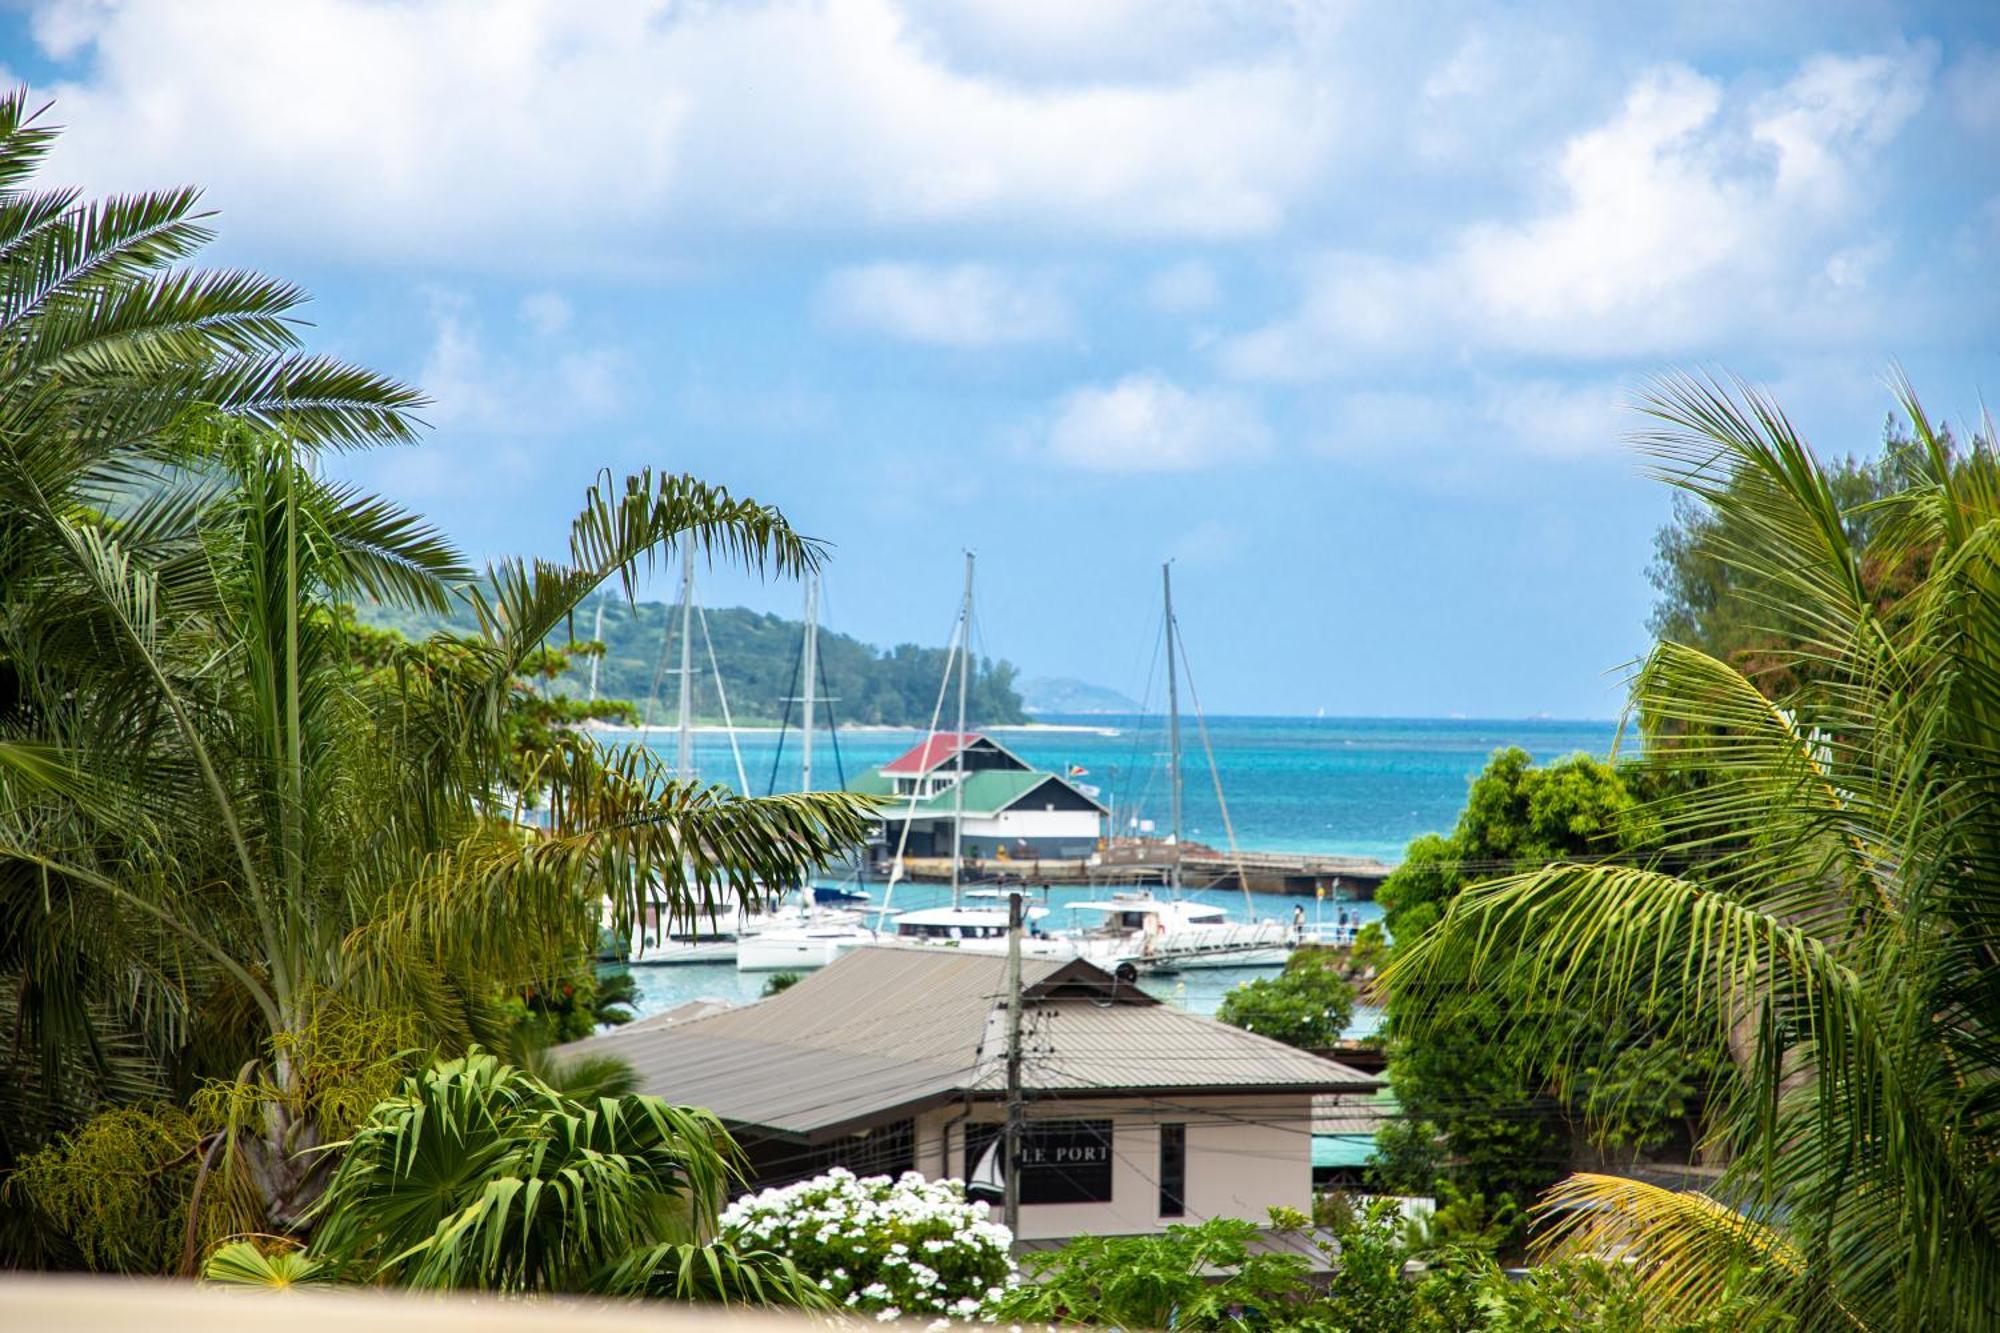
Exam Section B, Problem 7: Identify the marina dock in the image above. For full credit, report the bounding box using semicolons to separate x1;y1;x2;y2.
881;838;1395;900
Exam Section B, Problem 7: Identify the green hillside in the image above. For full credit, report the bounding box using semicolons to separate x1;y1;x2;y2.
360;597;1027;728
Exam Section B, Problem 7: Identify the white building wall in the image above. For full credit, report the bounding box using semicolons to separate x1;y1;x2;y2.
961;809;1101;841
912;1094;1312;1242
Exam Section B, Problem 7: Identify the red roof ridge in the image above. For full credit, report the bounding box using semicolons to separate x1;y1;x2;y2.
881;731;984;774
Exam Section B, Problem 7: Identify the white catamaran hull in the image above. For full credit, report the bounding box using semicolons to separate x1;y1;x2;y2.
631;939;740;966
737;929;874;972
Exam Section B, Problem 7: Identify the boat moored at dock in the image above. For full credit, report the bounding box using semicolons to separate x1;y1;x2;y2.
1066;893;1296;970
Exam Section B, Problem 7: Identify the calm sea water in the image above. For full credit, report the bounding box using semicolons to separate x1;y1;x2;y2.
608;714;1622;1024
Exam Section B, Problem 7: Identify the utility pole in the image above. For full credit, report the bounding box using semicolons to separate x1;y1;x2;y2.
1003;888;1024;1236
949;552;974;910
800;572;820;794
674;544;696;782
1163;561;1183;896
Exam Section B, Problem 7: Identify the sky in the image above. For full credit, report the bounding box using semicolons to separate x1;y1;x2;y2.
3;1;1996;718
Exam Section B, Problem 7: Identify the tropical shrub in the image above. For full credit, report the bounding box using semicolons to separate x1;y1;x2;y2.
205;1050;819;1305
994;1204;1784;1333
719;1168;1016;1320
1216;945;1356;1048
990;1214;1313;1331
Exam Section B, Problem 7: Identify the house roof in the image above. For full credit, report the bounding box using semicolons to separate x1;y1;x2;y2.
849;768;1110;819
559;948;1374;1142
880;732;1032;775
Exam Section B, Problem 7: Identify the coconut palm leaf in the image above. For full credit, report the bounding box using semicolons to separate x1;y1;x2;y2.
1385;372;2000;1331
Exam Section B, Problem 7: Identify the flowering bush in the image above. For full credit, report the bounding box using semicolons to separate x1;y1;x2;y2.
720;1168;1015;1321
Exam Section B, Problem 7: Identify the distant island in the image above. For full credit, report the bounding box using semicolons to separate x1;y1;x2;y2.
360;597;1029;728
1019;676;1143;715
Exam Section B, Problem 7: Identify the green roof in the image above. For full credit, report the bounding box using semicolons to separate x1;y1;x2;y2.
1312;1134;1379;1169
846;768;1088;817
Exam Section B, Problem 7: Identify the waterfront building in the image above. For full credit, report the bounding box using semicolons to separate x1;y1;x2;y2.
559;947;1375;1242
849;732;1107;866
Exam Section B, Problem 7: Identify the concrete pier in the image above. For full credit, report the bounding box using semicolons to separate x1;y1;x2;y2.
875;839;1395;900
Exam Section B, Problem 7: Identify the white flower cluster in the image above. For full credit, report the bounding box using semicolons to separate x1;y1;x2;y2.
721;1168;1016;1319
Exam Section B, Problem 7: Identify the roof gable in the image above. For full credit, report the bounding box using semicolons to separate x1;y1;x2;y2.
855;769;1110;818
880;732;1033;775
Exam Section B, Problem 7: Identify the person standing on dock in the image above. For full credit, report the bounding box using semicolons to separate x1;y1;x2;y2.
1292;903;1305;941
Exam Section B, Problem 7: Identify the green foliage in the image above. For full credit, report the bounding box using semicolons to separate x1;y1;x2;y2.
362;596;1030;728
1393;372;2000;1328
990;1214;1315;1330
761;970;804;997
12;1105;216;1274
0;97;877;1276
1477;1253;1791;1333
202;1238;333;1289
1374;749;1676;1243
302;1050;803;1300
1217;945;1357;1048
996;1203;1781;1332
1644;410;1962;698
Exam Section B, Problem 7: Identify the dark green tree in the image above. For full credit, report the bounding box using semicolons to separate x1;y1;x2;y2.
1216;946;1356;1049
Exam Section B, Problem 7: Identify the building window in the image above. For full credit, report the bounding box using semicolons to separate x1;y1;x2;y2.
1159;1123;1186;1217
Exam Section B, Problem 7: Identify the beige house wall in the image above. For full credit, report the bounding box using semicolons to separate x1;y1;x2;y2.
912;1093;1312;1242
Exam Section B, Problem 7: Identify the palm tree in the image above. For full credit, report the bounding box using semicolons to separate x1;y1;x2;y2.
274;1049;822;1302
1387;372;2000;1330
0;91;875;1264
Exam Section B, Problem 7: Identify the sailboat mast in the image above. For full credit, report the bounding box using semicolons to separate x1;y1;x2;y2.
675;545;696;781
1163;561;1183;896
800;573;819;794
950;552;974;910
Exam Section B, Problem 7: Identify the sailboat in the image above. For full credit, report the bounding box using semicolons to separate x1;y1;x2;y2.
626;545;762;965
736;573;882;972
1064;562;1294;971
869;554;1082;960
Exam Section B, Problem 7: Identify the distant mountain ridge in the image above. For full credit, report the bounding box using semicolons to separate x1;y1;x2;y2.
1018;675;1142;715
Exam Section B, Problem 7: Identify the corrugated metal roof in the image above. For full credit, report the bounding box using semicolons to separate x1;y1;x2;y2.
561;948;1374;1140
972;1000;1376;1095
882;733;983;774
848;769;1110;818
1313;1086;1401;1135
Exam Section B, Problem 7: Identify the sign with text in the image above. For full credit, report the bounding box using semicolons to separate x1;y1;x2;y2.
965;1120;1114;1205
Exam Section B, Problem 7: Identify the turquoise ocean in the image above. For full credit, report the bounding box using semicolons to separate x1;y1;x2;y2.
612;715;1623;1027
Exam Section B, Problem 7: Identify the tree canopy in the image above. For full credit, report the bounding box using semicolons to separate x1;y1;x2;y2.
364;596;1028;728
1395;372;2000;1329
0;92;872;1281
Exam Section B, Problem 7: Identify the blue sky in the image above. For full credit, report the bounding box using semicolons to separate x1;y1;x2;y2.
4;1;1996;717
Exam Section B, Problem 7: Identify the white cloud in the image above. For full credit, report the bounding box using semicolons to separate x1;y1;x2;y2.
1043;374;1270;474
1170;517;1245;567
899;0;1303;82
1316;379;1624;463
419;288;626;433
1144;260;1222;314
1944;47;2000;137
518;291;573;337
1225;46;1935;376
817;262;1070;347
26;0;1332;264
